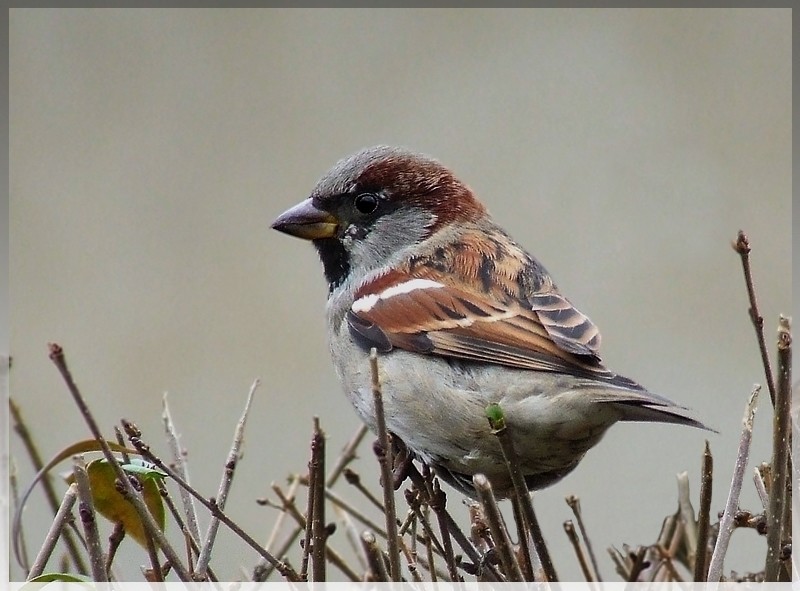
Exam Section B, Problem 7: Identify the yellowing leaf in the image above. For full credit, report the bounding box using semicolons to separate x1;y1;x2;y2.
67;458;166;548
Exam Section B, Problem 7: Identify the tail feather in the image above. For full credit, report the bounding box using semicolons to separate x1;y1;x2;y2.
613;399;713;431
587;380;714;431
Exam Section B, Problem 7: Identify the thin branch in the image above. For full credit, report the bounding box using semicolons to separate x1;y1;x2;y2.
473;474;524;581
486;403;557;582
361;532;389;582
369;349;401;581
105;522;125;576
424;532;436;582
428;480;459;581
510;492;534;580
254;424;368;582
48;344;191;581
693;440;713;581
10;397;88;575
765;316;791;580
733;230;776;405
321;483;390;543
157;480;215;580
142;520;164;583
310;417;327;582
263;476;299;551
676;471;697;567
566;494;601;581
343;468;386;513
195;378;259;580
407;464;496;580
563;520;593;582
753;467;769;510
403;488;447;558
27;483;79;579
162;393;201;546
121;419;298;580
9;461;31;575
707;385;760;582
397;535;424;583
331;499;369;573
269;484;361;582
626;546;649;582
326;424;369;486
72;455;107;581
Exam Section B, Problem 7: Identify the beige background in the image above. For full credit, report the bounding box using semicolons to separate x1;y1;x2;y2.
9;9;791;581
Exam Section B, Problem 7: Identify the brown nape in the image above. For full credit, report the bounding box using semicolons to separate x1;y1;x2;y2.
358;154;487;233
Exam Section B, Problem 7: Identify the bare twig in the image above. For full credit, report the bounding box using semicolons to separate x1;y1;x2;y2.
563;520;593;582
369;349;401;581
626;546;649;582
765;316;791;581
260;475;300;565
676;471;697;566
48;344;190;581
424;532;436;582
486;403;557;582
72;455;107;581
195;378;259;580
473;474;524;581
157;480;214;579
9;461;31;575
753;467;769;510
162;394;201;546
343;468;386;513
121;419;298;580
255;424;369;582
566;494;601;581
331;500;368;573
397;535;424;582
510;493;534;580
142;520;164;583
428;480;459;581
361;531;389;582
10;397;88;575
310;417;327;582
405;463;487;576
27;483;79;579
106;522;125;576
327;424;369;487
269;484;361;582
707;386;760;582
694;440;713;581
320;482;388;540
733;231;776;405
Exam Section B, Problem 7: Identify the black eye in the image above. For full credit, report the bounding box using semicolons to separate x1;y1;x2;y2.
354;192;379;215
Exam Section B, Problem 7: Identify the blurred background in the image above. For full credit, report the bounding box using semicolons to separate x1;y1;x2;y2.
9;9;791;582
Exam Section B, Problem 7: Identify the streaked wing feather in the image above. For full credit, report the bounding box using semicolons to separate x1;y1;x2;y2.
529;292;602;356
348;268;614;381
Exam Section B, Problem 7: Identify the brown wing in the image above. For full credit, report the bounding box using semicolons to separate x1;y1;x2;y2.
347;264;615;381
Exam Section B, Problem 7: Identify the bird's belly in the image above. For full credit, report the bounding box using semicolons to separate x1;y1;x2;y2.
330;340;619;492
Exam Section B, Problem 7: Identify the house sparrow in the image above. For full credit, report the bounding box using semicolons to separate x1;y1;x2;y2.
272;146;706;496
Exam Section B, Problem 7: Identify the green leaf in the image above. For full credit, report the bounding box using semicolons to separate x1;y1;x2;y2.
485;402;506;430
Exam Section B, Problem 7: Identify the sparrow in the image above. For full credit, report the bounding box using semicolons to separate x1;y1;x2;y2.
271;145;706;497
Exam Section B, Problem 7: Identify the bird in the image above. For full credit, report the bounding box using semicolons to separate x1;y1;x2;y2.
271;145;706;497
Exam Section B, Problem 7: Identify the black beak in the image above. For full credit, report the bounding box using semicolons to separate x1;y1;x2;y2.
271;198;339;240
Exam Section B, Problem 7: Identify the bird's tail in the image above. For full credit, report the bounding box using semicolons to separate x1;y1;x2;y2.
613;399;712;431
